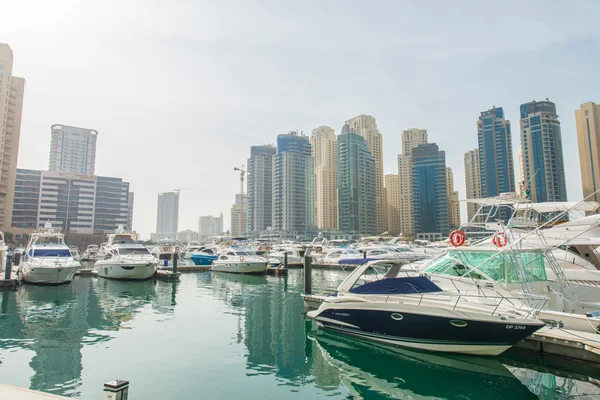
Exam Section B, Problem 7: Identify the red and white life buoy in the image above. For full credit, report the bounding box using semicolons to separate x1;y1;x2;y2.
163;245;169;252
449;230;466;247
492;232;508;248
240;255;245;261
175;246;180;252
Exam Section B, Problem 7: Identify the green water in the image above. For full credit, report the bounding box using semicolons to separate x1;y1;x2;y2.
1;270;600;400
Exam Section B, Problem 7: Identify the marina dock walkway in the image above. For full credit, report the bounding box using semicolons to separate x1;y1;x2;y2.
0;384;69;399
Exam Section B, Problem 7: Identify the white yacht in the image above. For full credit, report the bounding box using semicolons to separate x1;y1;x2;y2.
81;244;99;261
95;230;157;280
307;259;545;356
312;248;363;266
211;247;267;274
268;245;305;267
18;223;80;285
357;245;430;262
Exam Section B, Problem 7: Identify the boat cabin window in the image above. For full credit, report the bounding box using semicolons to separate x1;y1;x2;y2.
103;252;113;260
227;252;235;256
30;249;72;257
203;248;214;254
235;251;256;256
118;248;150;255
34;236;64;246
113;235;136;244
369;250;387;255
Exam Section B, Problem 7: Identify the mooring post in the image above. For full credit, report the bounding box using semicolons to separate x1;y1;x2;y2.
103;379;129;400
4;255;12;280
172;251;178;274
363;250;367;259
304;248;312;294
284;252;288;269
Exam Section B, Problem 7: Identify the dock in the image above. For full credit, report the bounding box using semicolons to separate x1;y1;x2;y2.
517;325;600;364
158;265;211;272
0;384;69;399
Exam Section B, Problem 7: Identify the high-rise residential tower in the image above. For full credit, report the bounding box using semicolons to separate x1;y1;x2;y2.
575;102;600;207
156;191;179;234
230;194;247;236
396;128;428;238
198;213;224;236
247;144;275;234
338;124;377;235
0;43;25;230
385;174;401;235
345;115;385;232
477;107;515;197
446;167;460;230
464;149;482;222
411;143;448;240
272;132;314;233
49;124;98;175
310;126;338;230
520;100;567;202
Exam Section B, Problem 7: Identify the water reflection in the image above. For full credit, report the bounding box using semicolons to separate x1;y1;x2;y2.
0;276;177;397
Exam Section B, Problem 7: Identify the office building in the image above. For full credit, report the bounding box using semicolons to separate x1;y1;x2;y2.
0;44;25;230
345;115;385;232
49;124;98;175
198;213;224;236
464;149;482;222
310;126;338;230
520;100;567;202
396;128;428;238
446;167;460;230
272;131;314;233
477;107;515;198
575;102;600;207
337;124;377;235
385;174;401;235
156;191;179;234
411;143;448;240
12;169;130;233
247;144;275;234
231;194;247;236
127;192;134;231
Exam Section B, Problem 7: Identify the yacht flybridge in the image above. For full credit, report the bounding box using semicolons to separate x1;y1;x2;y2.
307;259;545;356
18;223;80;285
94;228;158;280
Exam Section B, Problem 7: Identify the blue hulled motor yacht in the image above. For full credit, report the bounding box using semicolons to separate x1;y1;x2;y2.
307;259;546;356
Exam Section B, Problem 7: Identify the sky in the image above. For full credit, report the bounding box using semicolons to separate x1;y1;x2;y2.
2;1;600;238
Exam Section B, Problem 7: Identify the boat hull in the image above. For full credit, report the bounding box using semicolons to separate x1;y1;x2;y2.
310;306;543;356
95;262;157;280
211;261;267;274
190;254;218;266
20;264;77;285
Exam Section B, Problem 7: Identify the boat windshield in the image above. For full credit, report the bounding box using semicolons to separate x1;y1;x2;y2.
30;249;71;257
423;250;547;284
118;248;151;255
112;235;136;244
34;237;64;245
235;251;256;256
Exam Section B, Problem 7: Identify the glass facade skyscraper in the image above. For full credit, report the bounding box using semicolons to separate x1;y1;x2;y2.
411;143;448;240
272;132;314;233
337;124;377;235
247;144;276;234
520;100;567;202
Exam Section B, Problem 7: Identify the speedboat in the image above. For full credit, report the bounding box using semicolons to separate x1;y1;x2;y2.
307;259;546;356
313;248;363;267
268;245;305;267
211;247;267;274
18;223;80;285
358;245;430;262
189;244;220;266
95;230;157;280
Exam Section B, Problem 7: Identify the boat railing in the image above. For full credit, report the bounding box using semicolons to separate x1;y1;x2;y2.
375;291;548;319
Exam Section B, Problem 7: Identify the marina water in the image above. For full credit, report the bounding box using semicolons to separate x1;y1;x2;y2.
1;269;600;399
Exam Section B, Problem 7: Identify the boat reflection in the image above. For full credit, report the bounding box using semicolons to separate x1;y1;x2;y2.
308;330;538;399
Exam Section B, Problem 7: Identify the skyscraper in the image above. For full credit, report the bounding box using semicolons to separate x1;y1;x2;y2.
310;126;338;230
272;132;314;233
198;213;224;236
156;191;179;234
247;144;275;234
446;167;460;230
464;149;482;222
396;128;428;238
127;192;134;231
575;102;600;207
0;43;25;230
411;143;448;240
345;115;385;232
338;124;377;235
230;194;247;236
477;107;515;197
49;124;98;175
385;174;401;235
520;100;567;202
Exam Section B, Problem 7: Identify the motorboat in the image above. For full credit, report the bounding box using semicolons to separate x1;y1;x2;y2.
211;247;267;274
313;248;363;267
18;223;80;285
95;230;157;280
268;245;305;267
307;259;546;356
357;245;430;262
189;244;220;266
69;246;81;262
81;244;99;261
151;243;183;268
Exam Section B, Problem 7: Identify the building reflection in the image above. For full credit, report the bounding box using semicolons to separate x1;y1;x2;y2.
0;276;176;397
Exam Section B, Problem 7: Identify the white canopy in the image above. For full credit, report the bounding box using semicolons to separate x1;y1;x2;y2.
513;201;599;213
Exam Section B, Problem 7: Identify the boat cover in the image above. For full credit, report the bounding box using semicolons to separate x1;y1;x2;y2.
338;258;379;265
349;276;443;295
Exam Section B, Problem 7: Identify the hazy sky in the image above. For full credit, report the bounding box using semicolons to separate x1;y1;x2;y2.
3;1;600;238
